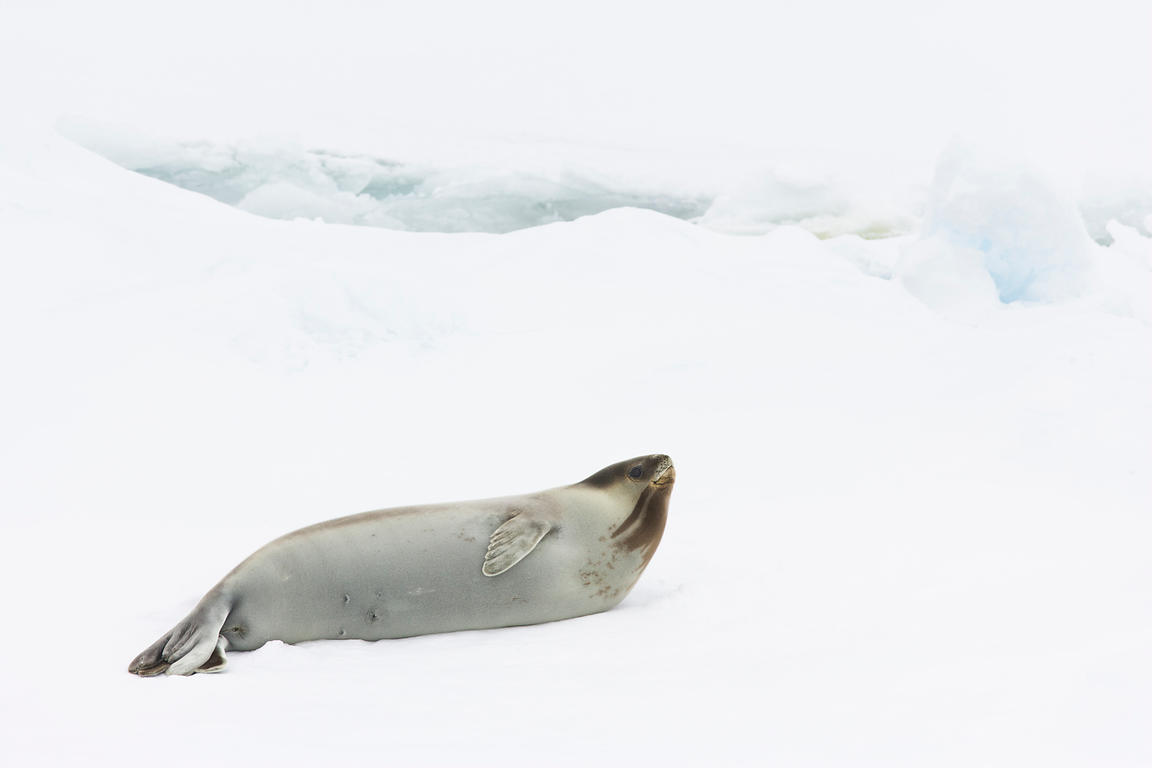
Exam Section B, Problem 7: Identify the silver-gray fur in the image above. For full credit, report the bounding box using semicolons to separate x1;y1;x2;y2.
128;455;675;676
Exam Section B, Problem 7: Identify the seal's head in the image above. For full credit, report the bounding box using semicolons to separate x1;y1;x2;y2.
579;454;675;491
579;454;675;568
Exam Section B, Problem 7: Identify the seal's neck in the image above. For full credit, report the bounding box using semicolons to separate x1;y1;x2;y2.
608;482;671;570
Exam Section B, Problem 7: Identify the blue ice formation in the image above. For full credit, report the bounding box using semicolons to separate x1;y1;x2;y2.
918;144;1094;304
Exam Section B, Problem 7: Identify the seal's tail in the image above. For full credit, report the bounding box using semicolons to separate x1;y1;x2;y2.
128;590;231;676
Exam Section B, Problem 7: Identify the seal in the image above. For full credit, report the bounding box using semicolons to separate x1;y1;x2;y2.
128;454;675;675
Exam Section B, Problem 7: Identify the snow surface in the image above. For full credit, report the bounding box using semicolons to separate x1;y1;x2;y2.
3;124;1150;768
2;2;1151;766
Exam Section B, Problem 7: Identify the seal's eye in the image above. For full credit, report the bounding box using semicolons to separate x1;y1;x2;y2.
628;466;643;479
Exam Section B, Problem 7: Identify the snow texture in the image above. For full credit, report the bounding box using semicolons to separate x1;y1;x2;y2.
1;2;1151;766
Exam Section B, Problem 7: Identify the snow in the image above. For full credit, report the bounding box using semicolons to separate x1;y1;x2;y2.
2;2;1151;766
894;143;1152;321
907;143;1095;304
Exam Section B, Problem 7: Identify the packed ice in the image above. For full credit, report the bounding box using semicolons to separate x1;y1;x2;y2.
64;125;1152;253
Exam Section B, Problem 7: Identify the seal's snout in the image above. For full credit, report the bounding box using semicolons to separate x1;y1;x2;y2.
651;455;675;486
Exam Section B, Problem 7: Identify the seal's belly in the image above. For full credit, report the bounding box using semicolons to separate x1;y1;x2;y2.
220;506;615;650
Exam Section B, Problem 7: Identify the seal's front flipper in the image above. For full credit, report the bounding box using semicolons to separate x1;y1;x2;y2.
482;514;552;577
128;591;231;677
196;637;229;673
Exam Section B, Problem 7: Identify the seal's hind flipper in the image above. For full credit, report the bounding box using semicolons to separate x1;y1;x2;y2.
128;591;231;677
482;514;552;576
127;633;172;676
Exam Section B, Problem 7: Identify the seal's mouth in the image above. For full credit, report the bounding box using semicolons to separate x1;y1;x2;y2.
652;465;676;487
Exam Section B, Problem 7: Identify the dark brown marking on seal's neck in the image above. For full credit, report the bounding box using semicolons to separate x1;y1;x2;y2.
610;474;673;570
